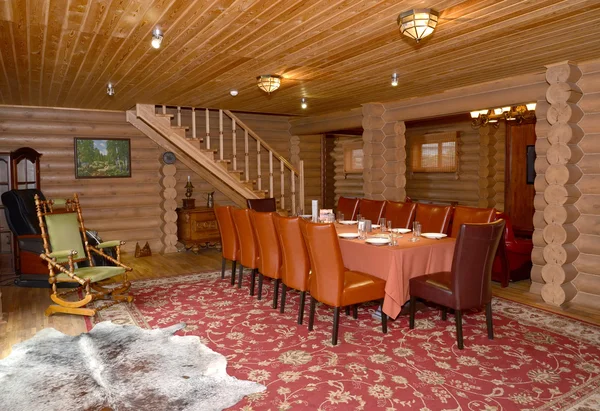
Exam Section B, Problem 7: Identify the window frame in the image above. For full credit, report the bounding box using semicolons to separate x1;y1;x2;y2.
409;131;458;173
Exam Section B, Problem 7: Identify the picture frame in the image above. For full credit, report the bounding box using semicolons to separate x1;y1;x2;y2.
343;142;364;173
74;138;131;179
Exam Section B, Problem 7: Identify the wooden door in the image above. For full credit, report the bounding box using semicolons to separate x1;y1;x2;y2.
505;122;536;235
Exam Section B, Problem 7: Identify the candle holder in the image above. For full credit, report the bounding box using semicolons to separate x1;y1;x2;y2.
183;177;196;209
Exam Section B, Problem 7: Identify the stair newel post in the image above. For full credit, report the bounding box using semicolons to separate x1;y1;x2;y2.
191;107;196;139
161;105;166;115
257;141;262;191
232;118;237;171
244;129;249;183
280;161;285;211
299;160;305;214
291;170;296;216
205;109;211;150
176;106;182;127
269;151;274;198
219;109;224;161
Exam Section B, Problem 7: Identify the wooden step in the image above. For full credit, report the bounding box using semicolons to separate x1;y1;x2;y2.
215;159;231;171
228;170;244;181
241;180;256;190
199;148;217;160
172;125;189;130
155;113;174;119
253;190;268;199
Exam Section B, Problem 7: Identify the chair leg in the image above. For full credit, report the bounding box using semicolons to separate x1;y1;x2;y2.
456;310;464;350
298;291;306;325
272;279;280;309
280;283;287;314
237;264;244;289
230;260;237;286
381;311;388;334
345;306;350;316
308;297;317;331
441;307;447;321
409;296;416;329
257;273;264;300
332;307;340;346
352;304;358;319
250;268;257;296
486;302;494;340
221;257;226;279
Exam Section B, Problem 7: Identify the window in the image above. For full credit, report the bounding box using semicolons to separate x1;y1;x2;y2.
409;131;457;173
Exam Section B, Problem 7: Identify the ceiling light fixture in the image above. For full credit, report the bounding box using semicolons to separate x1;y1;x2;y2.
230;89;239;96
398;9;439;43
151;28;163;49
470;103;536;128
257;75;281;94
106;83;115;96
301;97;307;109
391;73;399;87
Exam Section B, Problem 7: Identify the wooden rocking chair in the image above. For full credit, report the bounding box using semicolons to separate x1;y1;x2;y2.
34;193;133;317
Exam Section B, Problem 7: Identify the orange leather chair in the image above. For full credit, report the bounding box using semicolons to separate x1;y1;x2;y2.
273;214;311;324
300;220;387;345
247;197;277;212
415;203;453;233
231;208;259;295
450;206;496;238
409;220;505;350
358;198;386;223
336;197;359;220
384;201;417;229
214;206;240;285
250;210;283;308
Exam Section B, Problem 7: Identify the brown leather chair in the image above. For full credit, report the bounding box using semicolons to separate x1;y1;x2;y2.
214;206;240;285
246;197;277;212
384;201;417;229
450;206;496;238
300;220;387;345
415;203;453;233
273;214;311;324
231;208;259;295
358;198;386;223
409;219;505;350
250;210;283;308
336;197;359;220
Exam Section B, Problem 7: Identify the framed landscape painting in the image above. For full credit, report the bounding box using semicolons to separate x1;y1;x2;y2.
74;138;131;178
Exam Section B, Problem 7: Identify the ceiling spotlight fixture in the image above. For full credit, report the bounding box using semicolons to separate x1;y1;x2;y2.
151;28;163;49
398;8;439;43
106;83;115;96
230;89;239;96
301;97;308;109
257;75;281;94
391;73;399;87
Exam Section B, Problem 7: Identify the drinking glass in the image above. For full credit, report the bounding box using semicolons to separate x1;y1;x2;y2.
379;217;387;232
356;213;362;222
358;220;367;240
387;220;393;232
411;221;421;242
337;212;344;223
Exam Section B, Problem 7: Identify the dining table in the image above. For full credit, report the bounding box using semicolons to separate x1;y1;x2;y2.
335;222;456;319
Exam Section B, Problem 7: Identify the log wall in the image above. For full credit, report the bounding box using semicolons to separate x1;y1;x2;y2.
333;136;364;202
297;135;322;212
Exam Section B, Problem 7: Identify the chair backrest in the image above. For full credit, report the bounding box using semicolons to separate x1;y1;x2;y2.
495;212;519;244
450;206;496;238
336;197;359;220
299;220;345;306
249;210;281;278
214;206;239;261
273;214;310;291
231;208;260;269
1;189;46;235
415;203;453;233
246;197;277;212
384;201;417;229
358;199;386;223
451;220;505;309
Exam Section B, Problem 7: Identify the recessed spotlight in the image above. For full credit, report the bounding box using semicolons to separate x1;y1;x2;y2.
230;89;239;96
301;97;307;109
106;83;115;96
151;28;163;49
391;73;399;87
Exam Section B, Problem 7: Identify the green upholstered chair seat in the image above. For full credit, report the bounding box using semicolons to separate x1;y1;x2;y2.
45;212;86;263
56;266;126;283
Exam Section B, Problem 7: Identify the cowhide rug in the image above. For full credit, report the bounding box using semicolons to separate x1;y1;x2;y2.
0;322;265;411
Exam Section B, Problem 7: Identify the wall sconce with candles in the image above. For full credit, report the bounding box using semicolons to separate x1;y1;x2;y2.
470;103;537;129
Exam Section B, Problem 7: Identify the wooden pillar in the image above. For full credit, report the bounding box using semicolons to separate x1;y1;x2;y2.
478;125;498;208
533;61;583;306
160;163;179;253
362;103;406;201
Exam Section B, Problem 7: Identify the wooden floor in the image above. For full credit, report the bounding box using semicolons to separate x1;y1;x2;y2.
1;249;599;359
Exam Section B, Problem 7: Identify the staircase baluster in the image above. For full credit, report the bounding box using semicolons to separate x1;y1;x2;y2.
232;119;237;171
280;161;285;211
161;105;166;115
269;151;274;198
299;160;305;214
257;141;262;191
244;130;249;182
205;109;211;150
219;110;224;161
191;107;196;139
291;170;296;215
177;106;181;127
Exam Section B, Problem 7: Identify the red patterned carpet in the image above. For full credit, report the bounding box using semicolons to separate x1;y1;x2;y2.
87;272;600;411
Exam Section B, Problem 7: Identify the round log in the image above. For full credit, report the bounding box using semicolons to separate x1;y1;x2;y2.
543;184;580;205
531;247;546;265
162;210;178;223
163;223;178;235
574;215;600;236
535;119;551;137
545;63;582;84
546;82;582;105
573;253;600;276
163;188;177;200
578;133;600;154
534;193;548;211
577;154;600;174
532;229;545;247
542;224;579;245
163;198;177;210
579;113;600;134
44;185;161;198
572;272;600;298
574;233;600;254
543;204;580;224
86;218;162;232
578;91;600;113
544;164;583;185
161;176;177;189
81;207;162;220
0;120;145;136
576;175;600;195
162;164;177;177
534;157;549;174
547;123;584;144
574;194;600;216
0;106;128;123
577;69;600;91
164;234;179;246
542;243;578;265
534;175;548;192
533;211;547;229
547;102;584;125
535;138;550;156
541;263;578;284
540;282;577;306
530;264;544;284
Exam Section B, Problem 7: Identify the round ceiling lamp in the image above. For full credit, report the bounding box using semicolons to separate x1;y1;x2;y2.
257;75;281;94
397;9;439;43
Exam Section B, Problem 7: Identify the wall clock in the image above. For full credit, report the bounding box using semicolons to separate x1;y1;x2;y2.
162;151;176;164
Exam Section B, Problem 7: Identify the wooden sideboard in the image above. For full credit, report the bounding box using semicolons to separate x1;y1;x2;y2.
176;207;221;252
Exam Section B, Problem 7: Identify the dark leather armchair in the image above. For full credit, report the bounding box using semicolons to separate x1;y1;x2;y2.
409;220;505;350
492;212;533;284
246;197;277;212
336;197;359;220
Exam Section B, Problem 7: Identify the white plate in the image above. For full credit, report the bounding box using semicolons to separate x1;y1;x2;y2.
371;224;381;229
421;233;448;239
365;237;390;245
391;228;411;234
338;232;359;239
338;220;358;225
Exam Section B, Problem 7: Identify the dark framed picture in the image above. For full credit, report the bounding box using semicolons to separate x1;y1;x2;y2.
526;145;536;185
74;138;131;178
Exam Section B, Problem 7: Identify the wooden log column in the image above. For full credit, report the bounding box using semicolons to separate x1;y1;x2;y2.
535;61;583;306
362;103;406;201
160;163;179;253
478;125;498;208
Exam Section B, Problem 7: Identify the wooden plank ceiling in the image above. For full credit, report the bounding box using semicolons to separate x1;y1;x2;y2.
1;0;599;116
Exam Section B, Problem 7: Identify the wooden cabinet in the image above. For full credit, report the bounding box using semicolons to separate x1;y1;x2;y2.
176;207;221;252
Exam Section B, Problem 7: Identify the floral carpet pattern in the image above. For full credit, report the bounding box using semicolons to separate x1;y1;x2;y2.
88;272;600;411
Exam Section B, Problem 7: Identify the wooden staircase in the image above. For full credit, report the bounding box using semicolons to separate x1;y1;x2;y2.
127;104;304;211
